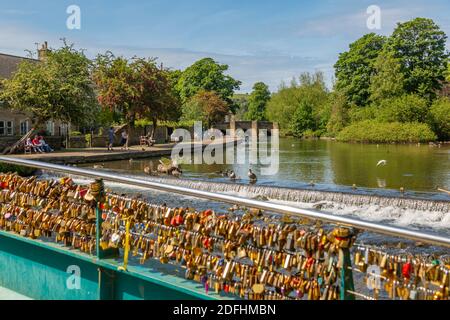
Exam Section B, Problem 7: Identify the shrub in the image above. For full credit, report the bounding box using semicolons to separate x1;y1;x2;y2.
429;97;450;141
376;94;429;123
337;120;437;143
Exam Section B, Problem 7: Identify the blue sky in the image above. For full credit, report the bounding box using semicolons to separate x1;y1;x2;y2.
1;0;449;92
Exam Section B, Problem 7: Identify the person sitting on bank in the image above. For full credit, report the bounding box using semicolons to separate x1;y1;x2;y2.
39;136;54;152
120;130;129;151
31;135;44;153
26;137;41;153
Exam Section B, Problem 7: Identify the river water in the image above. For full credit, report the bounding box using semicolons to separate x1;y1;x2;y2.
84;138;450;194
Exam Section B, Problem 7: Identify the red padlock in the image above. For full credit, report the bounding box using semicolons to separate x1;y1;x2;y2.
402;262;412;279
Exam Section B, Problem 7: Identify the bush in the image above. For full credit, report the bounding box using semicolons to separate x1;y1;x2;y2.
376;94;429;123
0;164;36;176
337;120;437;143
429;97;450;141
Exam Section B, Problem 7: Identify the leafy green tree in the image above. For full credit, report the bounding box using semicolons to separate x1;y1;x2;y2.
176;58;241;110
93;54;180;143
386;18;449;100
232;94;249;120
245;82;271;121
334;33;386;107
377;94;428;123
0;42;98;153
266;72;328;135
181;90;229;128
290;101;315;137
326;92;349;136
429;97;450;140
370;50;405;104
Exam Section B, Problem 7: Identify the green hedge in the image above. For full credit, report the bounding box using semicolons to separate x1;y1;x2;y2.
0;164;37;176
337;120;437;143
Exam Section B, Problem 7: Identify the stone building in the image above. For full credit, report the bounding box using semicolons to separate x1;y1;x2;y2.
0;43;67;150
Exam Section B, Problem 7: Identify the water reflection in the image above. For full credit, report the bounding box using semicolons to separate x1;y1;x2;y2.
84;138;450;193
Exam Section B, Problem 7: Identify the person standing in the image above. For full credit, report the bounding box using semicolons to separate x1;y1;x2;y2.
120;130;129;151
108;127;115;151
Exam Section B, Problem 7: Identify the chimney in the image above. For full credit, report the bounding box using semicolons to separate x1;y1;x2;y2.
38;41;49;61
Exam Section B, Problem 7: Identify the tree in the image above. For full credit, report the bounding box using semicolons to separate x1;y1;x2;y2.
182;90;228;128
370;50;405;104
429;97;450;140
290;101;315;137
326;92;349;136
447;61;450;82
386;18;449;100
176;58;241;110
334;33;386;107
93;54;180;144
245;82;270;121
0;42;97;153
232;94;249;120
266;72;328;135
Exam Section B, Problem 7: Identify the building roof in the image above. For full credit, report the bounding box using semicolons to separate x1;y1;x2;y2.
0;53;38;79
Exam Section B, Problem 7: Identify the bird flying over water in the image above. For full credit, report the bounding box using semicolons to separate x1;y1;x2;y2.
376;160;387;167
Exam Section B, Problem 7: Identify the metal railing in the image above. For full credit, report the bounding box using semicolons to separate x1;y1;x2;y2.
1;156;450;248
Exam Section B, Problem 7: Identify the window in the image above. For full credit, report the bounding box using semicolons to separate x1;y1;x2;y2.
20;121;29;135
46;121;54;136
6;121;13;136
0;121;13;136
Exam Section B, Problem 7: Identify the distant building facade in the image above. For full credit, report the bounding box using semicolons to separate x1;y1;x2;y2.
0;43;68;142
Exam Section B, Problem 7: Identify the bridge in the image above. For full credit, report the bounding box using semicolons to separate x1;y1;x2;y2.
215;117;278;136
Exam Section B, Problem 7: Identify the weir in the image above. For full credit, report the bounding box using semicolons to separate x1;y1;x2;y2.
79;175;450;213
0;157;449;301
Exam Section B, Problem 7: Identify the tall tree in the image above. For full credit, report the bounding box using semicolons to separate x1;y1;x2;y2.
0;42;97;153
245;82;271;121
369;49;405;104
176;58;241;111
182;90;228;128
334;33;386;107
290;101;315;137
93;54;180;144
386;17;449;100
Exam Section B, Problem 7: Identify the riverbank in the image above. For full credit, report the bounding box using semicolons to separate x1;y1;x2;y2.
2;138;239;165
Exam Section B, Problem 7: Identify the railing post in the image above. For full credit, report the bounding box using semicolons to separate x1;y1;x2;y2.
340;248;355;300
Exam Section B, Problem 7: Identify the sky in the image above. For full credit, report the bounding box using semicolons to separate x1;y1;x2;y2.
0;0;449;92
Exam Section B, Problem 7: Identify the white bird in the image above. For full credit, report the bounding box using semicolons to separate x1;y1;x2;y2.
376;160;387;167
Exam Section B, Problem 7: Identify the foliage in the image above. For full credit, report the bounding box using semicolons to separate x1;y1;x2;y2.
386;18;449;100
369;49;405;104
290;101;315;137
334;33;386;107
245;82;271;121
428;97;450;140
337;120;436;143
176;58;241;110
0;42;97;127
326;92;349;136
266;72;329;135
232;94;250;120
93;53;180;139
181;90;228;127
376;94;429;123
